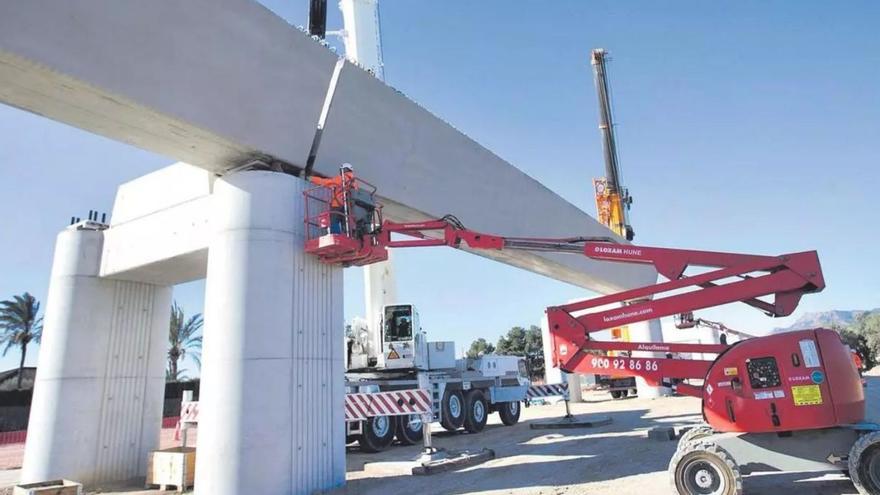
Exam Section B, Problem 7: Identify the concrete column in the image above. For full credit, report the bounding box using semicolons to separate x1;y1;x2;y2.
22;227;171;486
195;171;344;495
630;318;671;398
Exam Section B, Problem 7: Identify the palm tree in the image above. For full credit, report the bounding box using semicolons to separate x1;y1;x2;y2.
167;301;203;382
0;293;43;389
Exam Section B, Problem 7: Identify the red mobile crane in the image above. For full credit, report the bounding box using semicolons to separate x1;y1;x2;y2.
303;172;880;495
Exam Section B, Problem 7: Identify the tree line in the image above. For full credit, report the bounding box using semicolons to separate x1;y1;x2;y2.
465;313;880;383
466;325;545;381
834;312;880;370
0;292;202;388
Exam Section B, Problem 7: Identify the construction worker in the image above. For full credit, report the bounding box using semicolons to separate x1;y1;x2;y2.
851;348;864;376
310;164;356;234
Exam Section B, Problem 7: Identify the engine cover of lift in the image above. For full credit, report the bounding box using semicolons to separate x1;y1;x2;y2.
702;328;864;433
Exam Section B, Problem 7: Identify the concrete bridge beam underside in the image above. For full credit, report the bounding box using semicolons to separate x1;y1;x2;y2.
0;0;655;294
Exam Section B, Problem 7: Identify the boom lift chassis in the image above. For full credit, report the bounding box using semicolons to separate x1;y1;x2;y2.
304;174;880;495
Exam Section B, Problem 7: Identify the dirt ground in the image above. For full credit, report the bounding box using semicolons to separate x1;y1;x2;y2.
333;378;878;495
2;377;876;495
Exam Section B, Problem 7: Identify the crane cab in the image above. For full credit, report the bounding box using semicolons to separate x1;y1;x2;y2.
381;304;427;369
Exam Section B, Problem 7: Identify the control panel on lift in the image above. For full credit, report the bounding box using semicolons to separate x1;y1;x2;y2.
746;357;782;389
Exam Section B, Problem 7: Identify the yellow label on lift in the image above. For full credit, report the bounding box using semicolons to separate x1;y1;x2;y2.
724;367;738;376
792;384;823;406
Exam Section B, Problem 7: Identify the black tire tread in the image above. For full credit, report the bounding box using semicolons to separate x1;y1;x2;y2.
440;390;465;431
463;389;489;434
498;401;521;426
358;416;396;453
677;425;713;450
668;438;742;495
849;430;880;495
395;414;423;446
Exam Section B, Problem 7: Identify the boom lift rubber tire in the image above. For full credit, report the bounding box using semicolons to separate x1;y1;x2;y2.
440;390;465;431
498;401;521;426
395;414;424;445
669;439;742;495
358;415;397;453
677;425;714;450
463;389;489;433
848;431;880;495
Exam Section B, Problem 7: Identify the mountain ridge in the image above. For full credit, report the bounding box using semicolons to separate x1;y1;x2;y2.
774;308;880;333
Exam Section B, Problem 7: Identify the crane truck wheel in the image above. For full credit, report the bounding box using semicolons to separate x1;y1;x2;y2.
848;431;880;495
463;389;489;433
358;415;397;453
498;401;521;426
395;414;424;445
669;439;742;495
440;390;465;431
610;390;623;399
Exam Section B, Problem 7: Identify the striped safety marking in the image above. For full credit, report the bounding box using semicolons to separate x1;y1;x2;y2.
526;383;569;399
344;389;432;422
180;401;199;424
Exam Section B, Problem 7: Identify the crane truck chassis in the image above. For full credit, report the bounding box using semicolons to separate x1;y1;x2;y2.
343;304;531;452
303;170;880;495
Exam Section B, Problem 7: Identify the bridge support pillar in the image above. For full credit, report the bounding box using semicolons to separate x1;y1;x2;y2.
22;227;171;486
195;171;345;495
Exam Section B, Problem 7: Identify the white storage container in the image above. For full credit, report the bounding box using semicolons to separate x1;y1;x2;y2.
427;341;456;370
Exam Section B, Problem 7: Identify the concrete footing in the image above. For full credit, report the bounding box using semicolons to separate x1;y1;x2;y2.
21;227;171;486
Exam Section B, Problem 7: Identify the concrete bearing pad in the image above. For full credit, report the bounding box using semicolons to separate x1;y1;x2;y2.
412;448;496;475
529;415;613;430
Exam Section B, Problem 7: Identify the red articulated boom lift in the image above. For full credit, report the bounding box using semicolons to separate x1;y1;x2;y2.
303;168;880;495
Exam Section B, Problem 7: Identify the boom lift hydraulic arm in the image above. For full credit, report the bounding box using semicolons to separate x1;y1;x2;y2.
303;177;825;397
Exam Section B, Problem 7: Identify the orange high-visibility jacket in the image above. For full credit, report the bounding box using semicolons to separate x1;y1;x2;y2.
310;172;355;208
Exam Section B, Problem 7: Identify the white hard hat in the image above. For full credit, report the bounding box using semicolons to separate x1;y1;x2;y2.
341;163;353;171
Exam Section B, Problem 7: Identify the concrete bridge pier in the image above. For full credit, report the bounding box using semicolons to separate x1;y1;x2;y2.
22;227;171;486
195;171;345;495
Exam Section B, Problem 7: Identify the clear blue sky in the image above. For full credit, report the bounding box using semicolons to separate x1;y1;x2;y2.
0;1;877;372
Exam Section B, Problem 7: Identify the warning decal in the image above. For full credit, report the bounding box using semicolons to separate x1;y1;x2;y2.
792;384;823;406
387;349;400;360
724;367;738;376
799;339;821;368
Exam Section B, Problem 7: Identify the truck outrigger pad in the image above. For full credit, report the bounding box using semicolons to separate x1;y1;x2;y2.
412;448;496;475
530;415;613;430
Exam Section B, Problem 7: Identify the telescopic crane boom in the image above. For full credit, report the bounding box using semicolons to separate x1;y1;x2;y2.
591;49;634;241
